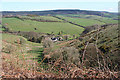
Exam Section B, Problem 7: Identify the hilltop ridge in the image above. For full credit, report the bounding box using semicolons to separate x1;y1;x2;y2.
2;9;118;18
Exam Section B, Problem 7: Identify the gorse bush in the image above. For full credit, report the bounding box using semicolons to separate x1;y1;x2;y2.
62;47;80;65
43;37;53;48
50;47;80;65
18;31;43;43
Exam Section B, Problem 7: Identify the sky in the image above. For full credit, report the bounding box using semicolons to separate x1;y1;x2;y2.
1;0;119;12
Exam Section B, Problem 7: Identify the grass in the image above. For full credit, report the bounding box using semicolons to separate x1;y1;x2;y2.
2;33;20;42
21;16;63;21
2;18;84;36
56;15;105;26
56;15;118;26
2;33;45;74
98;18;118;24
2;33;43;63
2;33;42;46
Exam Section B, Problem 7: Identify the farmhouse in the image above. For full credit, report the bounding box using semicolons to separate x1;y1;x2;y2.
51;37;58;42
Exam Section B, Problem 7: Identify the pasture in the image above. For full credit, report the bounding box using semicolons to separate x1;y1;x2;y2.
21;16;63;21
56;15;118;26
2;17;84;36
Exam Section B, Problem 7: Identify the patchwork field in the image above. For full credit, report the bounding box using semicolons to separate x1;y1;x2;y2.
2;17;84;36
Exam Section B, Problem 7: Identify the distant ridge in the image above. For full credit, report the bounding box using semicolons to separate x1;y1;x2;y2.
2;9;117;18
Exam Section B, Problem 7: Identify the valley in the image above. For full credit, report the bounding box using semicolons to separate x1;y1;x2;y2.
0;10;119;79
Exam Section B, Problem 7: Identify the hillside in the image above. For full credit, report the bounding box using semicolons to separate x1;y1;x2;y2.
1;24;119;79
1;9;119;79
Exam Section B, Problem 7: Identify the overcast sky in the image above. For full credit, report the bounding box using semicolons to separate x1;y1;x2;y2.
1;0;119;12
1;0;119;2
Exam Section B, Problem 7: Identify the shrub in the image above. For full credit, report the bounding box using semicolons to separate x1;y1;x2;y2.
51;47;80;65
99;44;110;53
2;44;16;53
81;25;100;35
19;37;26;44
83;43;98;67
17;31;43;43
4;27;10;32
36;37;42;43
43;37;53;48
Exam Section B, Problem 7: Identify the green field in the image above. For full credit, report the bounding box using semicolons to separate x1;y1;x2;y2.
56;15;105;26
21;16;63;21
2;18;84;36
56;15;118;26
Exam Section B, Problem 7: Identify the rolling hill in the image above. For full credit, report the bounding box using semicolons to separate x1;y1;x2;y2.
2;9;118;18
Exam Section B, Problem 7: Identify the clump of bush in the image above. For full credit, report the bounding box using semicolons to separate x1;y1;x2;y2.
50;47;80;65
18;31;43;43
99;44;110;53
2;44;16;53
14;37;26;45
81;25;100;35
2;25;11;32
42;37;53;48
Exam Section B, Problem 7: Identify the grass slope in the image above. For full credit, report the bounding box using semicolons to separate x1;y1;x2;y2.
82;24;118;53
2;33;42;60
